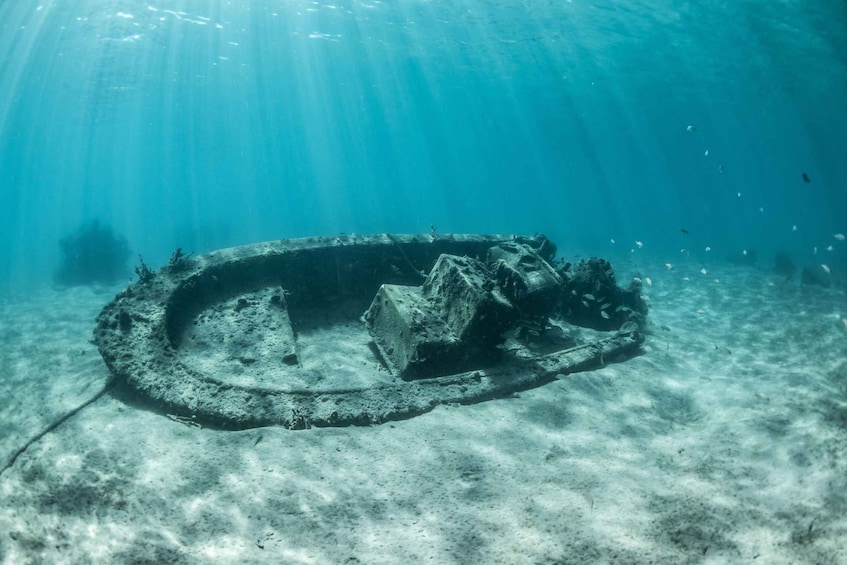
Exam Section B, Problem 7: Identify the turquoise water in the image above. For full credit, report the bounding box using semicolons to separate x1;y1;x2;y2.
1;0;846;291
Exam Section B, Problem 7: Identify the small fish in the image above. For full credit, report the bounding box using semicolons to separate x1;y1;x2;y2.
792;225;798;232
827;245;834;252
802;172;810;183
719;164;724;173
665;263;673;270
645;277;653;286
821;264;831;274
680;249;689;255
600;311;610;320
704;149;709;156
700;268;708;275
582;300;590;308
584;293;596;301
814;247;818;254
742;249;747;256
737;192;742;198
687;125;696;132
705;246;711;252
610;238;616;244
635;240;644;249
678;228;689;235
835;233;845;241
842;317;847;330
533;325;574;348
632;276;642;284
600;302;611;310
759;207;764;213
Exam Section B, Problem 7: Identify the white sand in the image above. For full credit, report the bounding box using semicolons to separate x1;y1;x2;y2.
1;257;846;564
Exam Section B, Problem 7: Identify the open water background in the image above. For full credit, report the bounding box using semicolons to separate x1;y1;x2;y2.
1;0;846;291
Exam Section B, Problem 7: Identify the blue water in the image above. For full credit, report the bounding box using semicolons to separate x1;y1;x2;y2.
1;0;846;291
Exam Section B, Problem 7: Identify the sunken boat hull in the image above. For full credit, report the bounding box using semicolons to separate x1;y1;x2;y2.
94;234;645;429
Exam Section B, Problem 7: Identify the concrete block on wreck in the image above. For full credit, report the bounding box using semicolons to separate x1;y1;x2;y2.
364;253;516;380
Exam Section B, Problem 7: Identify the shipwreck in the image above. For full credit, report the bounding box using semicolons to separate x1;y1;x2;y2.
94;234;647;429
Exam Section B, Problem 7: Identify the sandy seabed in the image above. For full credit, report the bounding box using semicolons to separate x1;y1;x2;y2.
1;255;846;564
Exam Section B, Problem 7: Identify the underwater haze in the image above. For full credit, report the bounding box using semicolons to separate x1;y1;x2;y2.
5;3;847;562
1;0;846;291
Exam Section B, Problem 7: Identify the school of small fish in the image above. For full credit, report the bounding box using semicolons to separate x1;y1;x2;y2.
624;119;842;301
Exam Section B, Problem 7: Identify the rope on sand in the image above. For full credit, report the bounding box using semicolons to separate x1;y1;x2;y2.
0;377;117;477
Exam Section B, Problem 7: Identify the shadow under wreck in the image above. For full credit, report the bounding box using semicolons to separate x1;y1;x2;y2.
94;234;648;429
